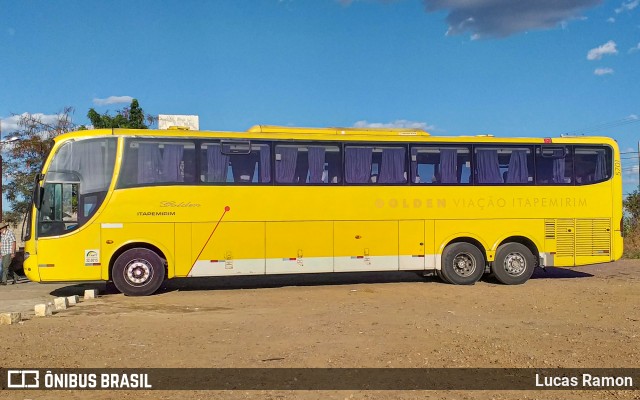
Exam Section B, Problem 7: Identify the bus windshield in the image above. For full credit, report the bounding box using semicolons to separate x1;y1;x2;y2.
37;137;117;237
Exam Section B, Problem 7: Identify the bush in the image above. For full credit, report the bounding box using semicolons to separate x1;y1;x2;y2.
623;190;640;259
624;239;640;258
624;229;640;258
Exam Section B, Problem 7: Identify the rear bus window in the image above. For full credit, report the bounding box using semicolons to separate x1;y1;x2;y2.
574;146;612;185
411;146;471;184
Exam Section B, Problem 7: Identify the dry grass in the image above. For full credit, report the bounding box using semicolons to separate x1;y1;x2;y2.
624;227;640;259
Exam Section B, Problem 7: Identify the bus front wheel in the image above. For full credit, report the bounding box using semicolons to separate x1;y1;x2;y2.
112;248;166;296
440;242;485;285
435;268;451;284
492;243;535;285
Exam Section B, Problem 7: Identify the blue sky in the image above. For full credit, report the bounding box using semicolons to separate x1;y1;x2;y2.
1;0;639;195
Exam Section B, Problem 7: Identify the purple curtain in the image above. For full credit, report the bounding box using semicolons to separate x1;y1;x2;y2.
260;145;271;183
345;147;373;183
506;150;529;183
476;149;502;184
594;150;607;181
207;145;229;183
410;148;419;183
276;146;298;183
308;147;326;183
378;148;406;184
160;144;184;182
137;143;161;184
552;149;566;183
440;149;457;183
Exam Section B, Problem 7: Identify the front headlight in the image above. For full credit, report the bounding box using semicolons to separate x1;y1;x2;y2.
23;252;30;260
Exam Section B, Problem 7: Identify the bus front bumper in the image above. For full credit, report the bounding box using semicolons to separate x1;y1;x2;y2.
23;252;41;282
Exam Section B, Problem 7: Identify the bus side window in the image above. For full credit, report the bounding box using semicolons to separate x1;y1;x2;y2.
536;146;572;185
274;144;341;184
201;143;230;183
474;146;534;185
345;145;406;184
374;146;406;184
275;144;303;184
503;147;534;184
574;146;612;185
345;146;373;184
201;142;271;184
411;146;471;185
121;139;196;186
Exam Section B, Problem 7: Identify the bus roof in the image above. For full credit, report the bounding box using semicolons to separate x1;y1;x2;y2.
247;125;430;136
52;127;618;147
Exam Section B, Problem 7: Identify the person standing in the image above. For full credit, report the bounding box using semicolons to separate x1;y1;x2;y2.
0;223;17;285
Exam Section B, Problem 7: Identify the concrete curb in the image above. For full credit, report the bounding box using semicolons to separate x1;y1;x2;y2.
0;312;21;325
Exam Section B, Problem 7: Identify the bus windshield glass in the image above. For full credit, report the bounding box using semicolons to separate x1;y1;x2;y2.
37;137;117;237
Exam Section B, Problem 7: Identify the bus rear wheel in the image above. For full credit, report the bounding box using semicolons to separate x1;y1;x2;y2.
112;248;165;296
492;243;535;285
440;242;485;285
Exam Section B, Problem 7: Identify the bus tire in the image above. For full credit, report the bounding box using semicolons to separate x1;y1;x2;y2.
493;243;535;285
440;242;485;285
435;268;451;284
112;248;165;296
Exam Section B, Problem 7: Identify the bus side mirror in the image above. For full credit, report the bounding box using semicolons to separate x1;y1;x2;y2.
33;187;43;210
33;174;44;210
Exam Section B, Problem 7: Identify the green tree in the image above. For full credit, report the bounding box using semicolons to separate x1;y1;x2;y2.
623;189;640;258
87;99;155;129
2;107;76;225
624;189;640;229
2;100;154;226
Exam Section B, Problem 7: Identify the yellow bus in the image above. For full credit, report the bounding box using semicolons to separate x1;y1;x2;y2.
22;126;623;295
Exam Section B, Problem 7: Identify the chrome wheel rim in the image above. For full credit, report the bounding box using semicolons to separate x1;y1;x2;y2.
125;259;152;286
503;252;526;277
452;252;476;277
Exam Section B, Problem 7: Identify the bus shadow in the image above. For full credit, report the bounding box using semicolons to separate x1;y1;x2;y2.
48;267;593;297
530;267;593;279
160;271;432;293
480;267;593;284
47;273;433;297
49;282;107;297
171;267;592;292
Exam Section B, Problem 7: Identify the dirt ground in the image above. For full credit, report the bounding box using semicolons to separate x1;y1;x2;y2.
0;260;639;400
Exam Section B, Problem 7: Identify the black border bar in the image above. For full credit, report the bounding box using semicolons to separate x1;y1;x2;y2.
1;368;638;390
